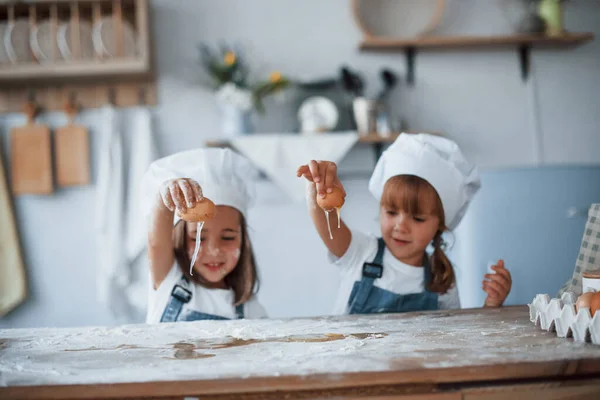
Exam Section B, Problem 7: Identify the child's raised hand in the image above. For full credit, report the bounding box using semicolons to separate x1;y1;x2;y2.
297;160;346;199
158;178;203;213
483;260;512;307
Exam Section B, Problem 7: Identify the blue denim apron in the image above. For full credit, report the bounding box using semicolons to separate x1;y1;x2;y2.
347;238;438;314
160;276;244;322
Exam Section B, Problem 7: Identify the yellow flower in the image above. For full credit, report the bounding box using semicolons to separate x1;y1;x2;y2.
224;52;236;66
269;71;282;83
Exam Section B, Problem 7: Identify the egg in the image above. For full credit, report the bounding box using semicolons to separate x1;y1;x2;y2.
176;198;217;222
576;292;595;312
590;291;600;317
317;186;345;211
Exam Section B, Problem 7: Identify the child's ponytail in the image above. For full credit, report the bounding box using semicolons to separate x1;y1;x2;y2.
428;231;455;294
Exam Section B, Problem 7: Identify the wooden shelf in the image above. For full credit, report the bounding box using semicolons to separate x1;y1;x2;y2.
205;132;440;160
360;32;594;50
204;132;432;148
358;133;400;143
0;0;155;112
359;32;594;85
0;59;151;84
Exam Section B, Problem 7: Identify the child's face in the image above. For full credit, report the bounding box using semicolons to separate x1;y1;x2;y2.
380;206;440;267
186;206;242;285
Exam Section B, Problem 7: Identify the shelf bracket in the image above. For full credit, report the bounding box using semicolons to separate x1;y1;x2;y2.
518;45;531;82
405;46;416;86
373;142;384;161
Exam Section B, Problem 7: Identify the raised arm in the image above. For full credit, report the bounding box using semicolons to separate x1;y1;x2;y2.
297;160;352;258
147;178;202;288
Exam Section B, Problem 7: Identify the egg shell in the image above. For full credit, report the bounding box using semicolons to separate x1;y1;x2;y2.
317;186;345;211
576;292;595;312
177;198;217;222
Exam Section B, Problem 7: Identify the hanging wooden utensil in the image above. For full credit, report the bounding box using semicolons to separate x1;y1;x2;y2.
10;100;53;195
54;94;90;187
0;140;27;317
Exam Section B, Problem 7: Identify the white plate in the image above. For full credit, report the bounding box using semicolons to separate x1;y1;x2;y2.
30;19;61;63
93;16;137;58
58;20;94;61
0;23;8;64
298;96;339;133
4;18;32;63
354;0;444;38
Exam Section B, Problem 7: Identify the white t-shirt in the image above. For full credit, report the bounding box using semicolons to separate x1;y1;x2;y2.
329;230;461;315
146;264;268;323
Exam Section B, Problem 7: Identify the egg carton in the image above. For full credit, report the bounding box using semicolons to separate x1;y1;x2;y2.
528;292;600;344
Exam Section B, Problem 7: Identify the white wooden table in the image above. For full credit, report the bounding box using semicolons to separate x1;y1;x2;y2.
1;307;600;399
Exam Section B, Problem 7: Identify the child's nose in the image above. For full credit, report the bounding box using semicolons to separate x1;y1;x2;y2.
200;240;221;255
207;246;220;256
395;213;410;231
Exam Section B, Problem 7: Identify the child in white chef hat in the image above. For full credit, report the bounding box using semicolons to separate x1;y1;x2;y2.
141;148;267;323
297;133;512;314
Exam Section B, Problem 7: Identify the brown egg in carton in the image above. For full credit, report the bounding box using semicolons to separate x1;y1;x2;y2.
528;292;600;344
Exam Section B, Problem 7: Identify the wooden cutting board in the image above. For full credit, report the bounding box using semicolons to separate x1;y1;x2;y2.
10;103;53;195
54;104;90;187
0;140;27;317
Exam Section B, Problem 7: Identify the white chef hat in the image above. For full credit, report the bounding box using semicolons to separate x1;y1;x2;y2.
140;148;259;225
368;133;481;230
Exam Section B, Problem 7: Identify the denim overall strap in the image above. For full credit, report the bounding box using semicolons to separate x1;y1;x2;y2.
235;303;245;319
420;255;439;310
424;255;432;287
348;238;386;313
160;276;192;323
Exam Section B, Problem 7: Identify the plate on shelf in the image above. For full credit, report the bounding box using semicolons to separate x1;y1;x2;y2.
93;16;137;58
30;19;61;63
58;20;95;61
0;22;8;64
4;18;32;63
354;0;445;38
298;96;339;134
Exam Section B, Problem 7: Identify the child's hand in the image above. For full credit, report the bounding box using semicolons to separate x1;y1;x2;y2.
158;178;203;213
296;160;346;199
483;260;512;307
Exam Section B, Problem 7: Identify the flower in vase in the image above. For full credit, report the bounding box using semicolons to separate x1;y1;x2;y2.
198;43;291;114
216;83;253;112
224;51;237;66
269;71;282;83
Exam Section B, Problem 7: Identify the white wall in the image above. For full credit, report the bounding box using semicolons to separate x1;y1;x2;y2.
1;0;599;328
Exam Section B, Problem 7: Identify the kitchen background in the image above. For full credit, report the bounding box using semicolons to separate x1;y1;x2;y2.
0;0;599;328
